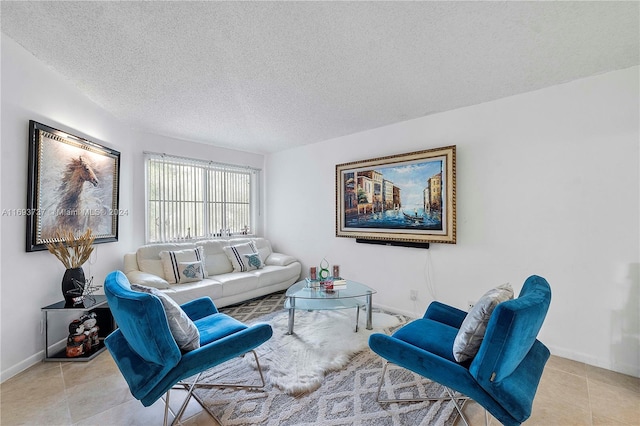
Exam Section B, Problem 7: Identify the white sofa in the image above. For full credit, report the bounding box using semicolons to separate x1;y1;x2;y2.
123;237;301;307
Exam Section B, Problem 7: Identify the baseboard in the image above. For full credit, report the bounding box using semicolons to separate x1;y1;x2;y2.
1;338;66;383
547;344;640;378
372;302;417;319
1;351;44;383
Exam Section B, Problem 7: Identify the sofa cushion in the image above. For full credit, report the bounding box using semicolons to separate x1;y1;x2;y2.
162;279;223;306
216;273;259;297
136;242;195;279
265;253;297;267
223;241;262;272
251;238;273;262
199;240;234;275
130;283;200;351
126;270;171;289
255;264;298;288
159;247;207;284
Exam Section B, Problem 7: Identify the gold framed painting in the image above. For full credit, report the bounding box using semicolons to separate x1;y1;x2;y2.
336;145;456;245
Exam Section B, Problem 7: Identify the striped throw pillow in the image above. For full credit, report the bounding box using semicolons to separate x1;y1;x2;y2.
223;241;263;272
159;247;206;284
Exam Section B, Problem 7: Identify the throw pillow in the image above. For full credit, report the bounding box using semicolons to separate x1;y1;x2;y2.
178;261;205;283
244;253;264;270
223;241;263;272
159;247;207;284
130;283;200;351
453;283;514;363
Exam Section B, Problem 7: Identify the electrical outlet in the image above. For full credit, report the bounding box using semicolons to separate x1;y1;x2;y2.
467;301;475;311
410;290;418;301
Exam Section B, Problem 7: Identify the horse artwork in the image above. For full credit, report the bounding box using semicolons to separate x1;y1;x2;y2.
55;156;100;230
26;121;121;251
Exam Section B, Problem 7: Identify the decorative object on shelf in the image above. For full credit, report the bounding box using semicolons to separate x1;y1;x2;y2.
323;280;334;292
62;268;86;306
66;319;86;357
81;276;101;304
318;258;330;280
46;228;95;306
26;121;121;252
333;265;340;278
305;277;322;289
81;312;100;351
310;266;317;280
336;145;456;245
65;312;101;357
332;279;347;289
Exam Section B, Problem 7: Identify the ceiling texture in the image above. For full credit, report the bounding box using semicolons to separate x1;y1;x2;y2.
1;1;638;154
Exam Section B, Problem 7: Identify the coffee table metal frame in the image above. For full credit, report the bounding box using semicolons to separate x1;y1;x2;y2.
284;279;376;335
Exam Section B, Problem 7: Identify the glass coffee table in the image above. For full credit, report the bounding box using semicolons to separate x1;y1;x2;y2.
284;279;376;334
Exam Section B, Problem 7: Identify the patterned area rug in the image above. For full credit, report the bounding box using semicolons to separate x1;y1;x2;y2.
195;292;460;425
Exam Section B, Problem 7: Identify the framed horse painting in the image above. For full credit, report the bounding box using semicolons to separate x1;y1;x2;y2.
26;121;121;251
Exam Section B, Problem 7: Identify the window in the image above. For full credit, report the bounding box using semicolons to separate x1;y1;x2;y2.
145;152;260;243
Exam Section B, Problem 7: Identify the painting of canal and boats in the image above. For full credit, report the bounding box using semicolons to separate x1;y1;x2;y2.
336;146;456;244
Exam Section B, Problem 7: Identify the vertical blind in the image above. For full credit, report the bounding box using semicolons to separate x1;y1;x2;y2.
145;152;260;243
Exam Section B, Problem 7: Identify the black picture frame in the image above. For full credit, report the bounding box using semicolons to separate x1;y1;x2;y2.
26;121;121;252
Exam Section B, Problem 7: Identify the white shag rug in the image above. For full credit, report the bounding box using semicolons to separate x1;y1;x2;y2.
244;309;402;395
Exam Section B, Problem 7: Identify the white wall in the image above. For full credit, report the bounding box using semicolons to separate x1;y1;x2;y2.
265;67;640;377
0;36;265;381
128;132;265;248
0;35;135;381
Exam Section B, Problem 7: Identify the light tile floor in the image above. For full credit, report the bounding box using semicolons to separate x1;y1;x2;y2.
2;292;639;426
2;351;638;425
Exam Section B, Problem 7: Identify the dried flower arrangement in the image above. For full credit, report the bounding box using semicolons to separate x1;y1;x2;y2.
46;228;95;269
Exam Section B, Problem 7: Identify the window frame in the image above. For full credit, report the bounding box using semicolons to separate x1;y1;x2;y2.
144;152;261;243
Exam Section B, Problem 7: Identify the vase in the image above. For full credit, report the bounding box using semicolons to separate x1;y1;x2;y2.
62;267;85;306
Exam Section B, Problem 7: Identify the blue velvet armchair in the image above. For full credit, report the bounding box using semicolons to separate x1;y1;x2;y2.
103;270;273;425
369;275;552;426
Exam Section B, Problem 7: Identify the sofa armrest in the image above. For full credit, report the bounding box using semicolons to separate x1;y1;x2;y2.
125;270;170;289
265;252;297;267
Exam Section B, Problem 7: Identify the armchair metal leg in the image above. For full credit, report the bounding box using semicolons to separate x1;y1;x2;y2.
162;350;267;426
375;362;473;426
181;349;266;390
172;372;203;426
163;389;171;426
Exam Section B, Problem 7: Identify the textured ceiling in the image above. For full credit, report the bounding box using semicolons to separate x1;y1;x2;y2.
1;1;638;154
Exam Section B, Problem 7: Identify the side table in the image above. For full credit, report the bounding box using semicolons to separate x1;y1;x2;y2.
41;295;115;362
